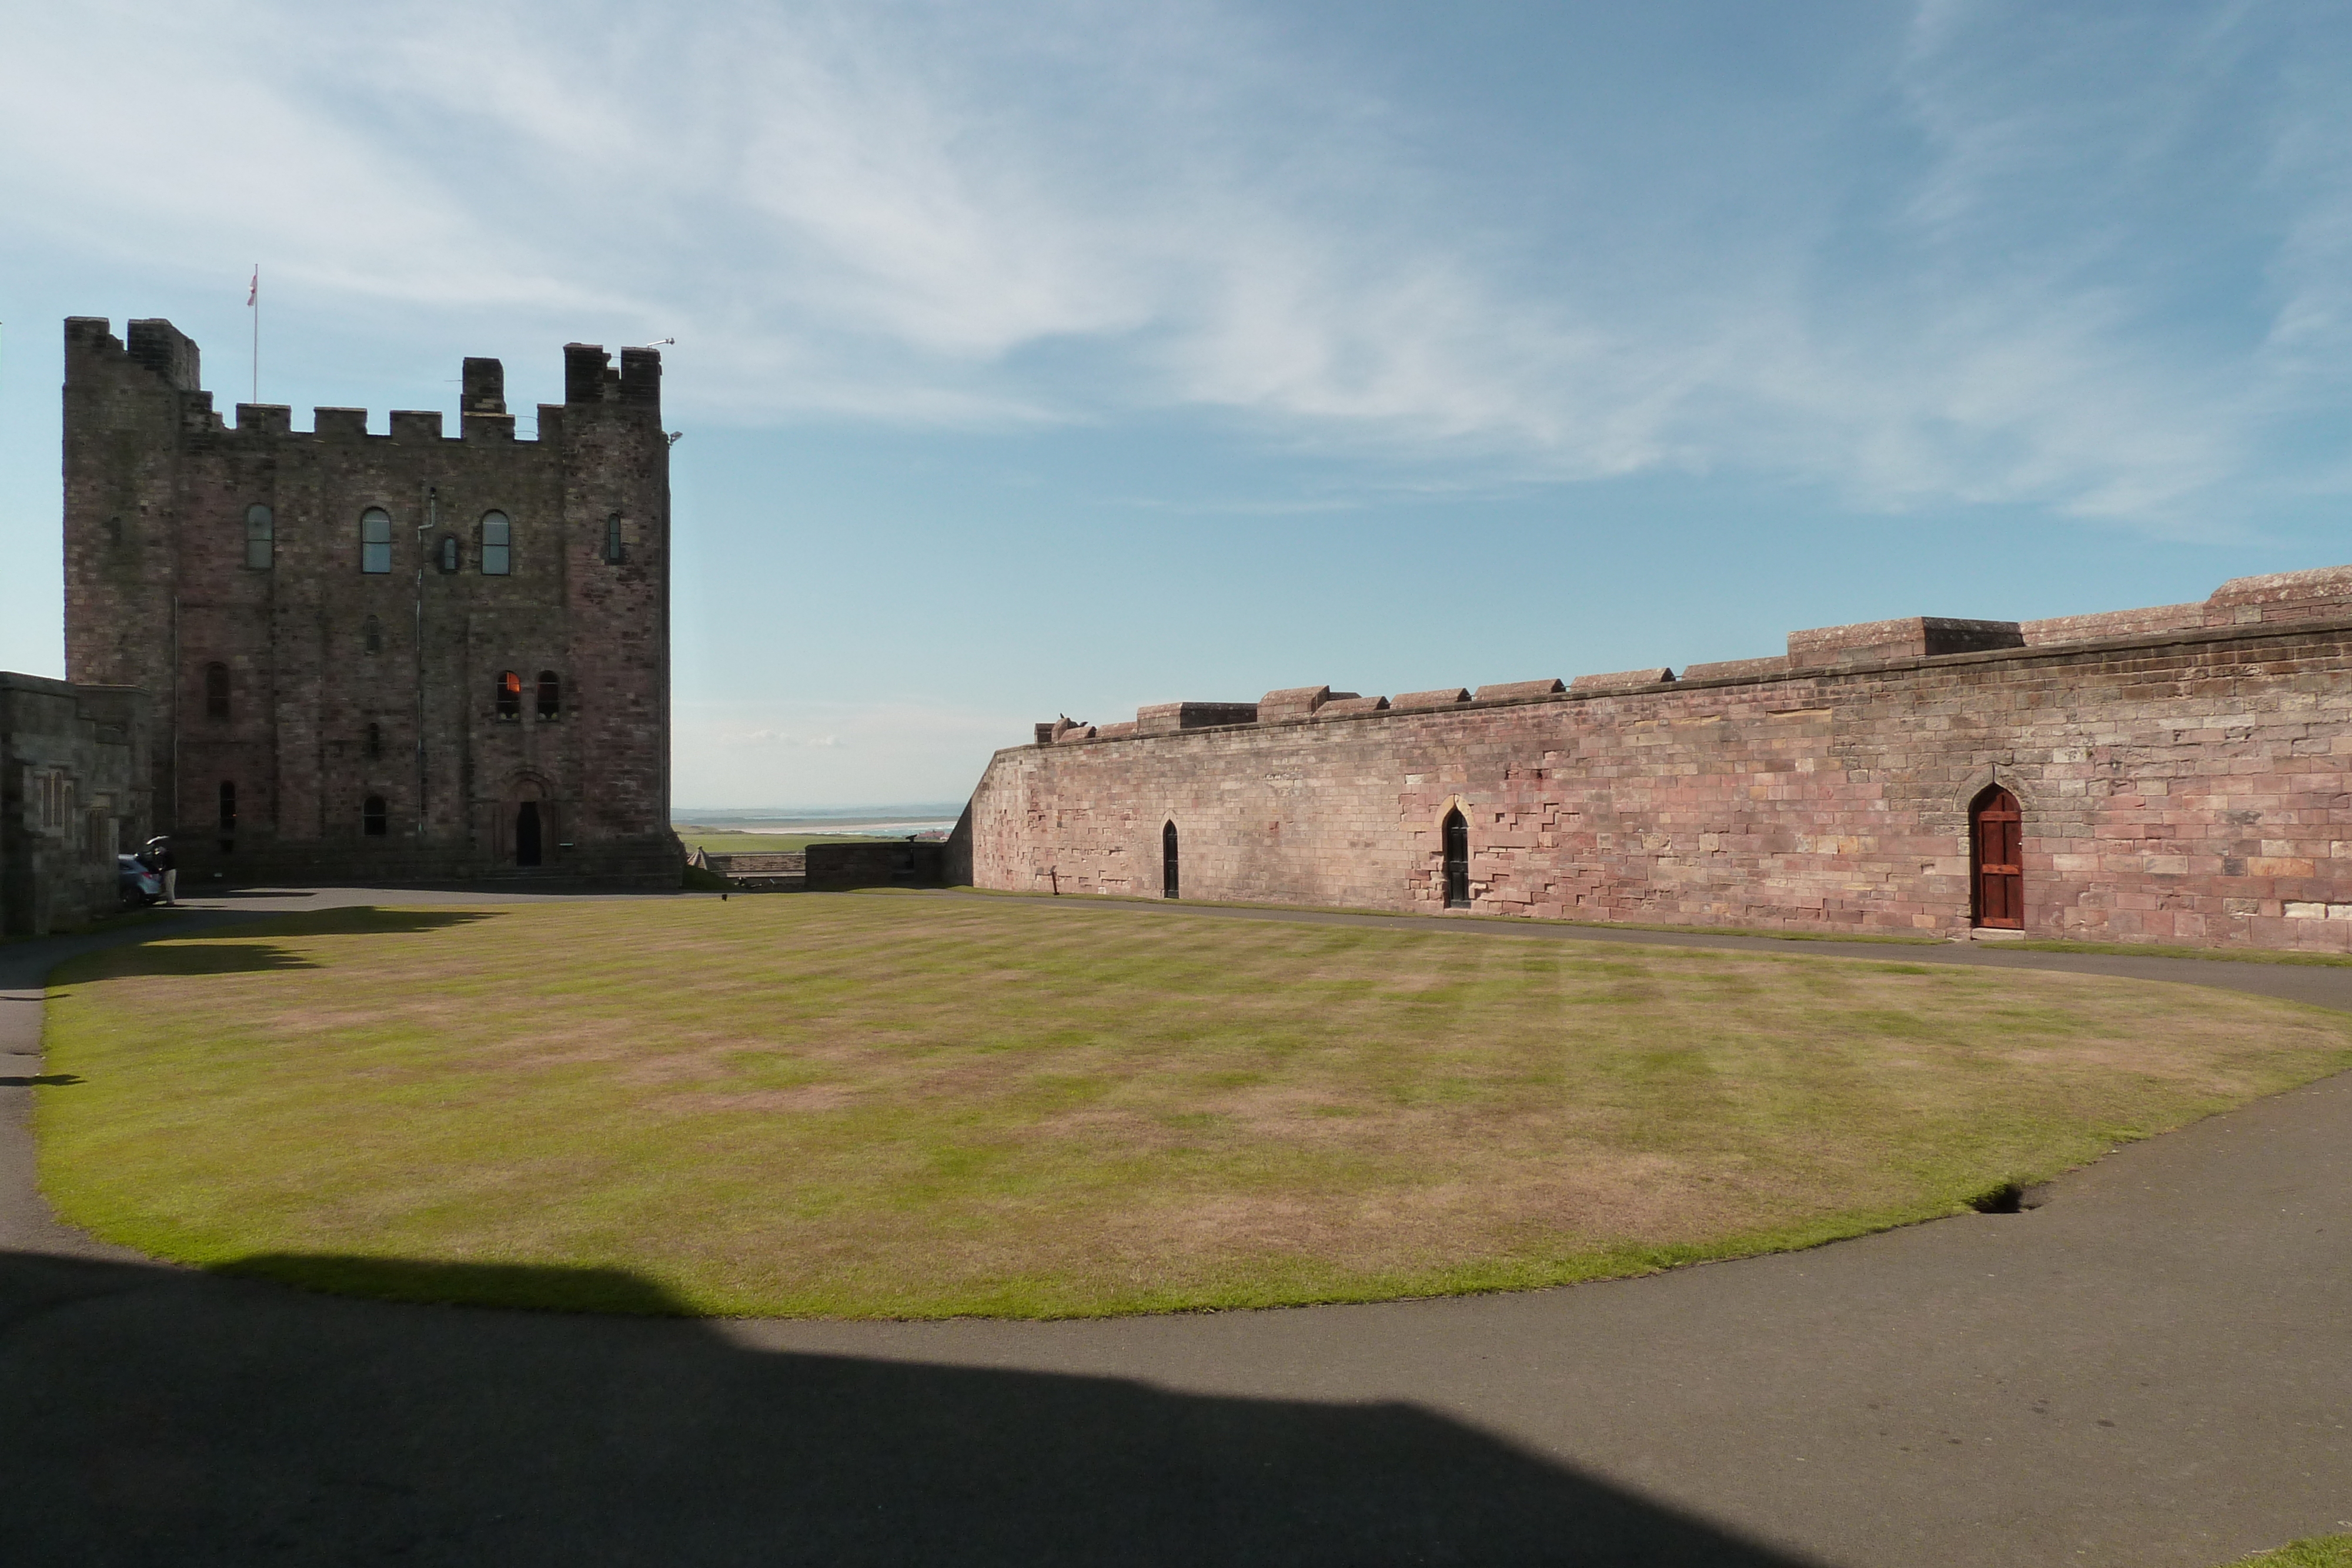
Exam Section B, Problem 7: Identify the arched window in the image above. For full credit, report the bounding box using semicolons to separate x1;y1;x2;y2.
362;795;387;837
1442;807;1470;909
218;781;238;833
495;670;522;720
480;511;512;575
437;534;460;573
364;616;382;654
1162;821;1180;899
1972;785;2024;930
536;670;561;721
604;513;626;564
245;503;273;570
365;721;382;760
203;661;230;721
360;507;393;573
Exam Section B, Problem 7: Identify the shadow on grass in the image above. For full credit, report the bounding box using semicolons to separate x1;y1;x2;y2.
56;907;508;980
0;1248;1808;1567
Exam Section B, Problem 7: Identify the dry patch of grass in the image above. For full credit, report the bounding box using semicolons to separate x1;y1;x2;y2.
38;895;2352;1319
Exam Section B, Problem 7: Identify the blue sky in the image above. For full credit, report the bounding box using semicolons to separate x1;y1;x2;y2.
4;0;2348;807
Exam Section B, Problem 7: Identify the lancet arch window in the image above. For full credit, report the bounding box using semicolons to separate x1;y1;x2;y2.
480;511;512;575
1162;821;1180;899
1442;807;1470;909
437;534;461;574
360;507;393;573
245;504;273;570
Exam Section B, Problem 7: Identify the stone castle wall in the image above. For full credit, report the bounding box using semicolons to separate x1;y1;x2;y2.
954;566;2352;952
61;317;678;885
0;673;152;935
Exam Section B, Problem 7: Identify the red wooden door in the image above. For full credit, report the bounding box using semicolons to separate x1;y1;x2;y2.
1973;787;2023;928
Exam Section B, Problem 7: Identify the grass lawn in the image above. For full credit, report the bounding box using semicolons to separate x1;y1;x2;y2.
38;894;2352;1319
2230;1538;2352;1567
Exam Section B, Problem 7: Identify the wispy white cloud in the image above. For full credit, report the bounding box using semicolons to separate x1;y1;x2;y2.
5;0;2347;530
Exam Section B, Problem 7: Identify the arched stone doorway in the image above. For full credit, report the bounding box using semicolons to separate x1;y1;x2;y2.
500;773;556;870
1972;785;2023;929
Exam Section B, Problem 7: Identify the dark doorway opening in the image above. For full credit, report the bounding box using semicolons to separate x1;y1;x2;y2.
516;801;543;868
1442;808;1469;908
1162;821;1179;899
1972;785;2023;929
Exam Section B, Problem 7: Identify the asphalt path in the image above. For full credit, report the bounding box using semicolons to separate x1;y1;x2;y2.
4;888;2348;1566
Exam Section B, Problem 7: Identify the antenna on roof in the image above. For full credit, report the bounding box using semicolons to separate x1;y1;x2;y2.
634;337;674;349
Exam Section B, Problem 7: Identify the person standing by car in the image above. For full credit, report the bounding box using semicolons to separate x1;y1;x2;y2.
139;835;178;906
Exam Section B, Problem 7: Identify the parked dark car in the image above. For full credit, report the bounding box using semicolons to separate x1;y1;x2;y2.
117;853;162;907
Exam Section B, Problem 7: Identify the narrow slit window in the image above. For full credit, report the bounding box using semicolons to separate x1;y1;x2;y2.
1162;821;1180;900
203;661;230;721
604;513;626;563
536;670;561;720
245;503;273;569
1442;807;1470;909
364;616;382;654
218;781;238;833
362;795;387;837
480;511;511;575
365;721;382;760
360;507;393;573
437;534;460;573
496;670;522;721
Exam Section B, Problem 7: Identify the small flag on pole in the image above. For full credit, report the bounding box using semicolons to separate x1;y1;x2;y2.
247;268;258;308
247;266;259;405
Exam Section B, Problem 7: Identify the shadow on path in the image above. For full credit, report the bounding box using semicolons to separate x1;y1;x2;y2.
0;1249;1809;1567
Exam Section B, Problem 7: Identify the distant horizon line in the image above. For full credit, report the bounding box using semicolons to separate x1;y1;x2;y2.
673;803;965;820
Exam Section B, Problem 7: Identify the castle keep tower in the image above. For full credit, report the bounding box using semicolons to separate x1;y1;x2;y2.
62;317;679;884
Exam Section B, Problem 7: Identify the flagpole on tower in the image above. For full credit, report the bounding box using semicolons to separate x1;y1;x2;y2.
248;266;259;405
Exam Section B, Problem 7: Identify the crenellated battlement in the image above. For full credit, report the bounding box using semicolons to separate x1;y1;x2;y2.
65;317;664;446
1031;566;2352;746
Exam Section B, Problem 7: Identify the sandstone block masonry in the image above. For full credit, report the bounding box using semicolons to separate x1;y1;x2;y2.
948;566;2352;952
1;673;151;935
62;317;680;885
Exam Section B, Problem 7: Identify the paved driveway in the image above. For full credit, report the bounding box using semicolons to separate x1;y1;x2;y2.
4;890;2347;1566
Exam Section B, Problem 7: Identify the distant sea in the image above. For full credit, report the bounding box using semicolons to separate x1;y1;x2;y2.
673;804;965;837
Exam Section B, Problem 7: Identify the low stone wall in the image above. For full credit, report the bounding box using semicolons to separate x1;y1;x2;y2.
805;841;947;891
705;851;805;875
